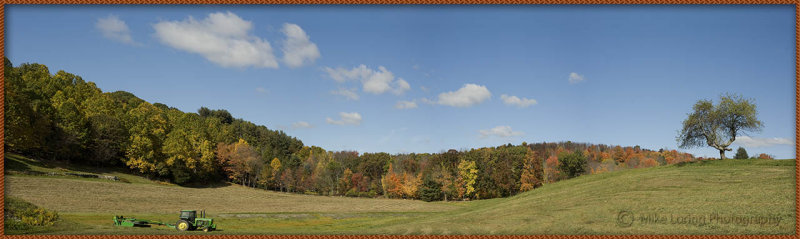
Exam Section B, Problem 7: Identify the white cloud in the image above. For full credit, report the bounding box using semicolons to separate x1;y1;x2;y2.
437;84;491;107
96;15;138;45
323;65;410;95
391;79;411;95
255;87;268;94
331;88;359;100
395;100;418;109
153;12;278;68
291;121;314;129
326;112;362;126
323;65;368;83
568;72;585;84
734;136;793;148
501;94;538;108
281;23;320;68
479;126;524;138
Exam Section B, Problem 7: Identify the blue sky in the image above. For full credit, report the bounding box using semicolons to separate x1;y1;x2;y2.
6;5;796;158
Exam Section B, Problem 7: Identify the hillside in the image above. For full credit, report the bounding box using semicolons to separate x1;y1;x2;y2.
5;153;795;234
376;159;796;234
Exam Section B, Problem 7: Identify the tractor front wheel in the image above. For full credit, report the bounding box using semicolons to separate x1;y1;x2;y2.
176;220;191;231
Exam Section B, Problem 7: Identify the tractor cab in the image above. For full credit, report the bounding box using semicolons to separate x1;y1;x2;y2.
175;210;215;232
179;210;197;221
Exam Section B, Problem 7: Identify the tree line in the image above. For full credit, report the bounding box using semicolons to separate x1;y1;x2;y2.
6;58;709;201
4;58;302;184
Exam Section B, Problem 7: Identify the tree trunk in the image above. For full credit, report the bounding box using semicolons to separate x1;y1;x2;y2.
719;149;726;160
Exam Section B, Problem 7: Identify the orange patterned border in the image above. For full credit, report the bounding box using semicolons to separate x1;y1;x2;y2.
0;2;797;239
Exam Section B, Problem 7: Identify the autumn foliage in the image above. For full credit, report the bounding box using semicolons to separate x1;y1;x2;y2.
4;59;708;202
519;149;543;192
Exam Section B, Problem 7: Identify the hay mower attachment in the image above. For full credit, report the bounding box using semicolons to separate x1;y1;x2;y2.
113;215;171;228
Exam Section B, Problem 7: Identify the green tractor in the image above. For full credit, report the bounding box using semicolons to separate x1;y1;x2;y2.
113;210;216;232
175;210;216;232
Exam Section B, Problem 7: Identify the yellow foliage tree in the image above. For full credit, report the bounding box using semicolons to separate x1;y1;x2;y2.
270;157;282;188
401;172;422;199
457;159;478;200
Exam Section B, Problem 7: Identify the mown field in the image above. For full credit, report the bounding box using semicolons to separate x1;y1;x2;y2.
4;153;796;235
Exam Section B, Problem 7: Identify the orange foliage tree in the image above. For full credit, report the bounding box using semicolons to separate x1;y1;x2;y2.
519;149;544;192
381;163;403;198
544;155;560;183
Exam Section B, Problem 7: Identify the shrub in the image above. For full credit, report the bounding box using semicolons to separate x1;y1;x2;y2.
358;191;372;198
21;208;59;226
345;188;359;197
5;197;59;230
734;147;749;159
757;153;775;160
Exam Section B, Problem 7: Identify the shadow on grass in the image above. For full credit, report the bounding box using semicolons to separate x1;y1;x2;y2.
5;154;33;172
674;160;714;167
6;153;135;183
674;158;795;167
181;181;233;189
5;152;121;174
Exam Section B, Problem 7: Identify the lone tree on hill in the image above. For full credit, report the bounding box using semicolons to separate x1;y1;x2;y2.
677;93;763;159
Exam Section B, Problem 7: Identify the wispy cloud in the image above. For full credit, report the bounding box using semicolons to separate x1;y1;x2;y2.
326;112;362;126
734;136;793;148
568;72;585;84
331;88;359;100
437;84;491;107
419;97;436;105
500;94;537;108
96;15;139;46
395;100;418;109
281;23;320;68
153;12;278;68
479;125;524;138
379;128;408;144
255;87;268;94
291;121;314;129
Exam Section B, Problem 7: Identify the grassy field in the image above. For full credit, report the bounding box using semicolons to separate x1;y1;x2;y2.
4;153;796;234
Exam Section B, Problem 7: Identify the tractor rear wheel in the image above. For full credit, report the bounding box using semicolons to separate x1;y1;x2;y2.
176;220;191;231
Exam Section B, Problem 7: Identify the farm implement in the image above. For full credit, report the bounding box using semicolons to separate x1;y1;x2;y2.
113;210;217;232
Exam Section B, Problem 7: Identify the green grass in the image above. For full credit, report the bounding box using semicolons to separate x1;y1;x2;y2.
375;159;795;234
5;153;796;235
